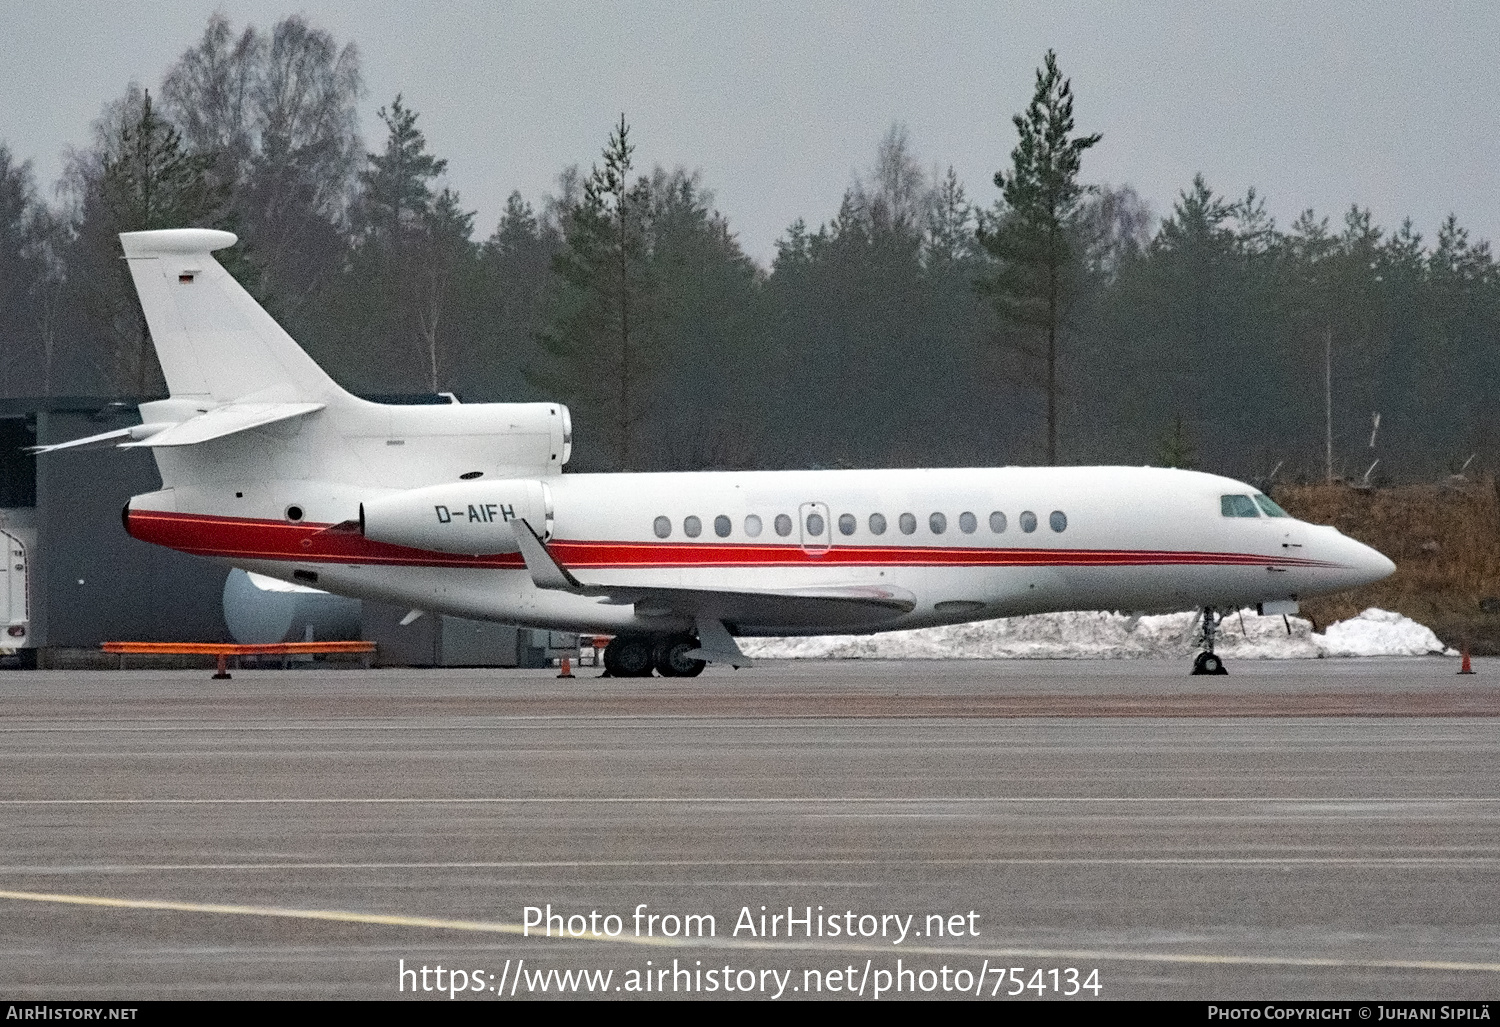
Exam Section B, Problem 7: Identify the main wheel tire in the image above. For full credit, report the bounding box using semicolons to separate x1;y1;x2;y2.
1191;651;1226;676
607;635;655;677
654;635;706;678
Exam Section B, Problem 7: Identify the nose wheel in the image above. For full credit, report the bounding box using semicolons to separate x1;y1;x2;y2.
1192;650;1226;675
1191;607;1229;675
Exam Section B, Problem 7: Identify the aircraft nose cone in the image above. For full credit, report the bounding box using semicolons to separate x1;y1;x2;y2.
1351;538;1396;584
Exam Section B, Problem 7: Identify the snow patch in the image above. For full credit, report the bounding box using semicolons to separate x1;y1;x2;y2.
1318;607;1457;658
739;608;1457;660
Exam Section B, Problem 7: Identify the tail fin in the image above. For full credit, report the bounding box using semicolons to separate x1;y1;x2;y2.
119;229;345;403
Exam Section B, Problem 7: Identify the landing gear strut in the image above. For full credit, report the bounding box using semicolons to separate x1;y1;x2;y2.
1191;607;1228;675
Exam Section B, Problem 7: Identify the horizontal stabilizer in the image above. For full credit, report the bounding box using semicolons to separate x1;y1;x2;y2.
25;422;173;455
119;402;324;448
25;427;133;455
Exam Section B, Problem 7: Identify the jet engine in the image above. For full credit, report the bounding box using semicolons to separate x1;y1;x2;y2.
360;479;552;555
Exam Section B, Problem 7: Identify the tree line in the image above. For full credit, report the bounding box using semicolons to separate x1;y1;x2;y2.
1;13;1495;482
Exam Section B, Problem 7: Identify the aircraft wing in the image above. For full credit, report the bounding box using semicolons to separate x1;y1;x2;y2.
578;580;916;626
513;518;916;636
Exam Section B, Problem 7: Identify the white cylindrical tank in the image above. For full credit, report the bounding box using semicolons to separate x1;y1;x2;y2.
222;569;362;644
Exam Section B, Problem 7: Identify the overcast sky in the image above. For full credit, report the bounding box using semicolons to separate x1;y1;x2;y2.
4;1;1497;265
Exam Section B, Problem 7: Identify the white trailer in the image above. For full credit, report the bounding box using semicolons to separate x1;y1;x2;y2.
0;509;36;666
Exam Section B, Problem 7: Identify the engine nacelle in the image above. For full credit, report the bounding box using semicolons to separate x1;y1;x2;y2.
360;479;552;555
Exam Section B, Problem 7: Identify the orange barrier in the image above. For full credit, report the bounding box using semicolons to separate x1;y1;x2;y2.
102;641;375;679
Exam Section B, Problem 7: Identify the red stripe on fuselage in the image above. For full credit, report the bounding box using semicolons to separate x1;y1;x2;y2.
124;509;1343;571
126;509;526;569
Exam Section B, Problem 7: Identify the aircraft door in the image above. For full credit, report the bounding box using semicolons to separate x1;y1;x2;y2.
799;502;831;555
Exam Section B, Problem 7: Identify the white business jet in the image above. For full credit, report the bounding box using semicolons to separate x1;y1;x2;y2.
33;229;1394;676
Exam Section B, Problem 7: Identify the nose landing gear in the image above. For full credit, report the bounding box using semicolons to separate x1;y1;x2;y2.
1192;607;1229;675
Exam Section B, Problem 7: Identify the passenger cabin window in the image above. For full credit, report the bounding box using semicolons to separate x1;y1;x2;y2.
774;514;793;537
1220;495;1260;517
990;511;1007;533
899;513;917;535
805;512;825;536
684;515;703;537
869;513;887;535
1019;511;1038;533
929;512;947;534
1050;511;1067;532
959;511;977;534
1253;494;1290;517
653;516;671;539
714;514;732;538
838;513;856;536
744;514;763;537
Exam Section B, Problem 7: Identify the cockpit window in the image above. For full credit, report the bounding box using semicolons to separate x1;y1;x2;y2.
1220;494;1260;517
1253;493;1290;518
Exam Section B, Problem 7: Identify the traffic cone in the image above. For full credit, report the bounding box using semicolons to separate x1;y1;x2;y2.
1459;647;1475;675
557;656;574;679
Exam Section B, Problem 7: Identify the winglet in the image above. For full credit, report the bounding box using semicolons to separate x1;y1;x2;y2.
514;518;584;592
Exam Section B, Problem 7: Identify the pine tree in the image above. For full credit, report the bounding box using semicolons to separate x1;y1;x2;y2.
100;90;221;234
980;50;1100;464
358;95;446;242
68;86;226;394
338;95;473;392
1156;415;1198;469
925;167;977;270
539;115;655;470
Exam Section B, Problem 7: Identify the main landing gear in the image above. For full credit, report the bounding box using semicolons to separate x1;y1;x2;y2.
601;634;706;678
1191;606;1228;676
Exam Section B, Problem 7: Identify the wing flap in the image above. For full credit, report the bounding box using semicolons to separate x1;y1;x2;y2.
579;581;917;629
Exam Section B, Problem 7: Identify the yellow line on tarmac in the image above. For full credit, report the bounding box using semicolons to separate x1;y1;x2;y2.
0;888;676;949
2;887;1499;974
